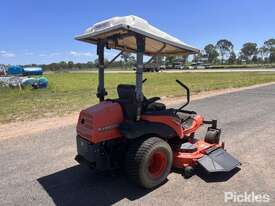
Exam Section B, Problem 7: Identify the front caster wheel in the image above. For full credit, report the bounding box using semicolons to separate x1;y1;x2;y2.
183;166;194;178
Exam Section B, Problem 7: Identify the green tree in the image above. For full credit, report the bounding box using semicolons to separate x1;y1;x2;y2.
121;52;131;68
94;58;99;66
228;52;236;64
191;51;204;63
87;61;95;68
264;38;275;50
264;38;275;63
128;55;136;67
240;42;258;63
270;51;275;63
58;61;67;70
216;39;234;64
165;56;176;65
204;44;219;63
178;56;187;64
237;52;246;64
68;61;74;69
252;55;258;64
258;46;268;63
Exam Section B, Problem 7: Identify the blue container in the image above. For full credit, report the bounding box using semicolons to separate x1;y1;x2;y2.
23;67;43;76
38;77;48;88
32;77;48;89
7;66;24;75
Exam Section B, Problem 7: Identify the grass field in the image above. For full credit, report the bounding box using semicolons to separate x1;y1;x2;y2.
1;72;275;123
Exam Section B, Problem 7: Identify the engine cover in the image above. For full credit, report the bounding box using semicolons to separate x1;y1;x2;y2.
76;101;124;143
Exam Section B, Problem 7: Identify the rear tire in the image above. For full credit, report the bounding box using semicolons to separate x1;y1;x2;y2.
125;137;172;189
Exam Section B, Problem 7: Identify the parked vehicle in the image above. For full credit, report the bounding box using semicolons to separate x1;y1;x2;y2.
133;63;165;72
23;67;43;76
189;61;210;69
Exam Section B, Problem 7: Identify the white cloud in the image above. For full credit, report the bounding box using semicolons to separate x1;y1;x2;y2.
0;50;16;58
37;52;61;57
24;52;34;56
49;52;61;56
69;51;94;57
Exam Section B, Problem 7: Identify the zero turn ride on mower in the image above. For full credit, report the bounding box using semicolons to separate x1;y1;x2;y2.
74;15;240;189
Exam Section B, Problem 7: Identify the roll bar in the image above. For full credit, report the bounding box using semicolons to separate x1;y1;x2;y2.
96;40;107;101
95;33;145;121
135;34;145;120
95;33;192;120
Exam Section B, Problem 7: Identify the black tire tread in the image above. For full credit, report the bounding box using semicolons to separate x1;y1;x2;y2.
125;137;170;187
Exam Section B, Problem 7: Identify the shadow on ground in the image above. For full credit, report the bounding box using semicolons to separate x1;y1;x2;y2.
38;165;153;206
38;165;240;206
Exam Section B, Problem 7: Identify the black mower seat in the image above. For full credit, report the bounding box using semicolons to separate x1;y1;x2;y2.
117;84;136;100
146;102;166;111
117;84;138;121
116;84;166;120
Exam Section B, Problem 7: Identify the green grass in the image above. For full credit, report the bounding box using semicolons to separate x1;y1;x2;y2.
1;72;275;123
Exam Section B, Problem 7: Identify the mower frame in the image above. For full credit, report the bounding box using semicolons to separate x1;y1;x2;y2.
74;16;240;188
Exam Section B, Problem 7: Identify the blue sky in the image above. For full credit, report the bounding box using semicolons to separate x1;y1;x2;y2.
0;0;274;64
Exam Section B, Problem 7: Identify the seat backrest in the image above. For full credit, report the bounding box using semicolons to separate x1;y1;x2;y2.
117;84;138;121
117;84;136;101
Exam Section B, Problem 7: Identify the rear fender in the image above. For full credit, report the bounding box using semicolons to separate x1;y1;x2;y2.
119;121;176;139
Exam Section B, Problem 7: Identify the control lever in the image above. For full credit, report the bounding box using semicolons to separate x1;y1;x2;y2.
176;79;190;110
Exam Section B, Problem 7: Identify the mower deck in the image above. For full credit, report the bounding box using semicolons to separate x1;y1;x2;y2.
197;147;241;172
173;140;240;173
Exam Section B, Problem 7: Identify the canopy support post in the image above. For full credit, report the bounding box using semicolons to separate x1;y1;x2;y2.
96;40;107;102
135;34;145;121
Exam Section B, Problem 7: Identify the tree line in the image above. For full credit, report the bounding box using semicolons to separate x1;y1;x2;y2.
23;53;136;71
22;38;275;71
203;38;275;65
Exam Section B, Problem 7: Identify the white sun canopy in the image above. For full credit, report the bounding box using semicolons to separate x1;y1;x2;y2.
75;15;199;56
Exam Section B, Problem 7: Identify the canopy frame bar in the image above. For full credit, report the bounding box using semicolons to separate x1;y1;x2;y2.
135;33;145;120
145;43;166;65
106;50;124;68
96;40;107;102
